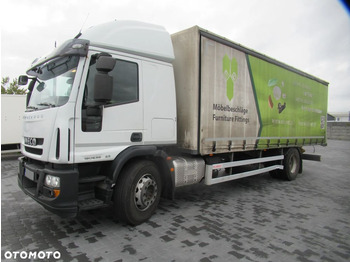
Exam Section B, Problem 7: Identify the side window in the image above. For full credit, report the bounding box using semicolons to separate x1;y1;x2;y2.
110;60;138;105
82;55;139;132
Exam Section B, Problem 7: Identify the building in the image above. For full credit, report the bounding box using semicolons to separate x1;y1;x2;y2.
328;112;350;122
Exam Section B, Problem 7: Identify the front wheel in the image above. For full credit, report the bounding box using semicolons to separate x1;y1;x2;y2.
113;160;162;226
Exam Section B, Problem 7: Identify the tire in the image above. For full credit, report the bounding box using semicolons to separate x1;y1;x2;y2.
113;160;162;226
281;148;301;181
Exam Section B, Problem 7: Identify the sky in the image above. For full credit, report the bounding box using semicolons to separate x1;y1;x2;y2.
1;0;349;113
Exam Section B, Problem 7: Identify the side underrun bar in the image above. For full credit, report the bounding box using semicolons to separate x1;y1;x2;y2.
205;155;284;185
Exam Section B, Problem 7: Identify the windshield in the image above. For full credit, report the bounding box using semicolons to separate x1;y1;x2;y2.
27;56;80;110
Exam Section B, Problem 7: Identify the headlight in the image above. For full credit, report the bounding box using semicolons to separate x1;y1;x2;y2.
45;175;60;188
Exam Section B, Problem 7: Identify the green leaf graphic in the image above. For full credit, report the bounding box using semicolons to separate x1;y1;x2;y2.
231;58;238;77
223;55;231;79
226;77;234;101
268;78;278;87
222;55;238;101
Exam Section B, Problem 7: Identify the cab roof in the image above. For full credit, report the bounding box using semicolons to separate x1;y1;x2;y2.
81;20;175;63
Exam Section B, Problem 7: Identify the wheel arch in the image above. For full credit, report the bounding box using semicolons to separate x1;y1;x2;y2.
110;146;175;200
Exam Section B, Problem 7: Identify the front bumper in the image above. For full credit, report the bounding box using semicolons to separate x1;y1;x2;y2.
18;157;79;217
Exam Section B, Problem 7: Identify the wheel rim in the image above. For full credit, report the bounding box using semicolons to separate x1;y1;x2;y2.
134;174;158;211
289;155;298;174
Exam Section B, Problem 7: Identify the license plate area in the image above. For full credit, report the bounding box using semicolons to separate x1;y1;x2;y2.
25;169;35;181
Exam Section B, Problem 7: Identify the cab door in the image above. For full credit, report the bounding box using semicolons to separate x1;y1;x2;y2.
74;52;143;163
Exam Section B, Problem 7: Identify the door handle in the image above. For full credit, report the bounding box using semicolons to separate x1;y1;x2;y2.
130;132;142;142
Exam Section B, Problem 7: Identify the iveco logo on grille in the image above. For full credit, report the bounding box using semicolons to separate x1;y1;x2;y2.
24;137;37;146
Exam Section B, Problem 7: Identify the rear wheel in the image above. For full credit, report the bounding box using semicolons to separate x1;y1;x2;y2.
281;148;301;181
269;148;301;180
114;160;162;226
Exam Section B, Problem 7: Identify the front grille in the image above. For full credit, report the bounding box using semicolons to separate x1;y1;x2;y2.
25;146;43;155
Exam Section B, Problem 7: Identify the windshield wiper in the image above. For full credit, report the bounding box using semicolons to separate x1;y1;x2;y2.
26;106;39;111
38;103;56;108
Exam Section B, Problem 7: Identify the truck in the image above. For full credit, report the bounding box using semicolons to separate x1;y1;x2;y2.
17;20;328;225
1;94;26;151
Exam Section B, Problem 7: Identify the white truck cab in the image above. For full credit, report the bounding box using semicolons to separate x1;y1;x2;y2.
21;21;176;163
18;21;177;225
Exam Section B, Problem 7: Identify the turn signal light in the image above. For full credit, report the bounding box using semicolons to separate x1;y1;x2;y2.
53;189;60;198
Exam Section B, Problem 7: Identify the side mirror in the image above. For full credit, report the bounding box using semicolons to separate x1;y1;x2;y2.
96;56;116;72
18;75;28;85
94;56;116;103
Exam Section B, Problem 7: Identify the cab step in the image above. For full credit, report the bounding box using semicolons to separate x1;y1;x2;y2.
79;175;106;184
79;198;108;211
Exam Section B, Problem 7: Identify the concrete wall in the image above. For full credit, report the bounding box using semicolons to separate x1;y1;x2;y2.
327;122;350;141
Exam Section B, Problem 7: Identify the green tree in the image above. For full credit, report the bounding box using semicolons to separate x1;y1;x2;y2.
1;77;27;94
